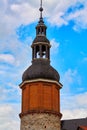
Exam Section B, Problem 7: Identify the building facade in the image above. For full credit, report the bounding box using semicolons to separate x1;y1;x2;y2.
19;1;62;130
61;118;87;130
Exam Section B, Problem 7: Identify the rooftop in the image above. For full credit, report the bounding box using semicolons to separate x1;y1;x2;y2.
61;118;87;130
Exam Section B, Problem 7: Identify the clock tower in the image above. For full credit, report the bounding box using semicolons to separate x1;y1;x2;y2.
19;0;62;129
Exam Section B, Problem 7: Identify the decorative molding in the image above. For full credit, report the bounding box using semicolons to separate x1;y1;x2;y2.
19;78;63;89
19;110;62;119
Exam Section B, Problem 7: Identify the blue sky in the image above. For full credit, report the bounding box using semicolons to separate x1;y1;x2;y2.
0;0;87;129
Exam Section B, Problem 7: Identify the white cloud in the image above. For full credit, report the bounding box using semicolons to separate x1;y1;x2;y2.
0;70;5;74
76;92;87;106
0;35;32;107
0;82;21;103
46;0;76;25
50;39;60;54
46;0;87;30
61;92;87;119
0;88;7;101
66;6;87;31
10;3;38;24
48;12;68;27
61;69;81;93
61;69;87;119
7;82;21;96
0;1;39;38
0;54;15;65
0;35;32;105
0;34;32;68
62;108;87;119
0;0;87;39
0;104;20;130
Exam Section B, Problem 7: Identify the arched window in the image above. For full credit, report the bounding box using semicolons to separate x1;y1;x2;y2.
38;28;40;34
36;45;40;58
42;28;44;34
42;45;46;58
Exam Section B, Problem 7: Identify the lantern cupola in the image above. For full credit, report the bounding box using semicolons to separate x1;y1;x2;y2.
22;0;60;82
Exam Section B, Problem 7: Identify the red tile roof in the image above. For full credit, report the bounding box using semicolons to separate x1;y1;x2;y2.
79;126;87;130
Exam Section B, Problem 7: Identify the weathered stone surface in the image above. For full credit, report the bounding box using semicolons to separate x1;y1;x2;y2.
20;113;60;130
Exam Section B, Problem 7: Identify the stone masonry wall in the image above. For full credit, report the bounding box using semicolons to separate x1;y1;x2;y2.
20;113;60;130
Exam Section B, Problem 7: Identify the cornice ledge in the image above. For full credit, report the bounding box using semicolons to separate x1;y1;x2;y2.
19;78;63;89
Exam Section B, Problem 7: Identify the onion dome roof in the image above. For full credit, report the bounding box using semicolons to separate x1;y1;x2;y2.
22;59;60;82
33;36;50;44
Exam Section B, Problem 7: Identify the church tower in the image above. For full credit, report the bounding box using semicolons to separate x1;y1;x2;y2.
19;0;62;130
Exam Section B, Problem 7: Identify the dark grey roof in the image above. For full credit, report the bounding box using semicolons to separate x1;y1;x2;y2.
61;118;87;130
22;59;60;82
36;22;47;28
33;36;50;44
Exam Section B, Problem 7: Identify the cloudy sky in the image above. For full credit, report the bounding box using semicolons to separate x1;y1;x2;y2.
0;0;87;129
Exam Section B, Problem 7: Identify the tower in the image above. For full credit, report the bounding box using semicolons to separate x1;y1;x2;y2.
19;1;62;130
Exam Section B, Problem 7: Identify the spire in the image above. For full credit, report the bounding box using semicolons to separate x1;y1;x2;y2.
31;0;51;62
22;0;60;83
39;0;43;22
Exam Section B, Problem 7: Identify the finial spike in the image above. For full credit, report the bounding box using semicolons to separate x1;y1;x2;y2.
41;0;42;7
39;0;43;22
